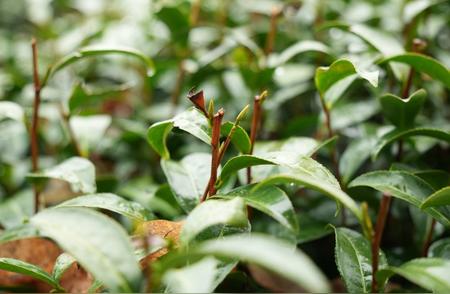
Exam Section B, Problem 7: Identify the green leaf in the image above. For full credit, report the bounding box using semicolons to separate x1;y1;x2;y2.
156;6;190;47
163;257;234;293
349;171;450;226
315;59;378;105
28;157;96;194
56;193;153;221
30;207;142;292
330;100;380;130
0;257;62;290
428;238;450;259
0;225;38;244
0;101;24;122
161;153;211;212
253;167;362;223
196;234;331;293
268;40;331;67
404;0;445;24
339;136;377;184
43;46;155;86
377;258;450;292
220;154;276;181
380;53;450;88
52;253;76;282
421;187;450;209
217;184;299;233
372;127;450;160
379;89;427;129
334;227;387;293
221;122;251;154
0;190;33;229
147;107;210;159
180;198;249;245
69;115;111;156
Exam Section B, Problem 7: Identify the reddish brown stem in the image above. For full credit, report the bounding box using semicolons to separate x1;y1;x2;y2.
421;218;436;257
218;125;237;163
371;193;392;293
31;38;41;214
247;96;263;184
264;6;281;56
201;109;224;201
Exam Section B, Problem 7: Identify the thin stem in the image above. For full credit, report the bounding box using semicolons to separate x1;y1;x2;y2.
190;0;201;26
247;95;264;184
201;109;224;201
218;124;237;163
421;218;436;257
264;6;281;56
371;193;392;293
31;38;42;214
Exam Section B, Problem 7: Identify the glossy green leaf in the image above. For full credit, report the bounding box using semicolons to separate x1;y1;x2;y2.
379;89;426;129
220;154;276;181
315;59;378;104
161;153;211;212
42;46;155;86
52;253;76;282
421;187;450;209
147;107;210;159
377;258;450;292
30;207;142;292
221;122;251;154
331;100;379;130
0;101;24;122
197;234;331;293
334;227;387;293
380;53;450;88
180;198;249;245
253;157;362;222
217;184;298;233
28;157;96;194
349;171;450;226
0;257;62;291
268;40;331;67
56;193;153;221
372;127;450;159
428;238;450;259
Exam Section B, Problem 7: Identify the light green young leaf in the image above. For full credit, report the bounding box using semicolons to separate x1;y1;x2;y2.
221;122;251;154
428;238;450;259
380;53;450;88
197;234;331;293
42;46;155;86
334;227;387;293
421;187;450;209
161;153;211;212
52;253;76;282
349;171;450;226
217;184;299;233
147;107;210;159
377;258;450;292
180;198;249;245
379;89;427;129
30;207;142;292
372;127;450;160
56;193;153;221
28;157;96;194
0;257;62;291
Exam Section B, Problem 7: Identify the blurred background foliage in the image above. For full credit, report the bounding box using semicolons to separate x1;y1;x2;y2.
0;0;449;284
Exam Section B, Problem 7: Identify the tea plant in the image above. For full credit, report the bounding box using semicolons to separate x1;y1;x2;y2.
0;0;449;293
